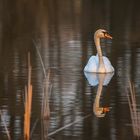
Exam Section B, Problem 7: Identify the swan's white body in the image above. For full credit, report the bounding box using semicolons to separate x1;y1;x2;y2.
84;29;114;73
84;54;114;73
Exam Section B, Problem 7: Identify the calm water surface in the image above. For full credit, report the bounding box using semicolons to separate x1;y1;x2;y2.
0;0;140;140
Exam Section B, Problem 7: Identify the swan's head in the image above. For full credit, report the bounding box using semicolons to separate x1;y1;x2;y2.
94;29;112;39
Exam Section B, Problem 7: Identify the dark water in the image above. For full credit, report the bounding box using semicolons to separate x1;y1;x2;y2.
0;0;140;139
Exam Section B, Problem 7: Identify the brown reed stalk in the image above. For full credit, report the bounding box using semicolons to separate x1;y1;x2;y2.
41;118;50;140
0;110;11;140
24;52;33;140
41;70;53;140
33;39;51;119
43;70;51;119
33;39;47;78
33;39;51;139
127;81;140;138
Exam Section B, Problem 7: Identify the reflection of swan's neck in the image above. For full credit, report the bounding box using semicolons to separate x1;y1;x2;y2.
94;37;104;65
93;74;105;117
94;76;103;108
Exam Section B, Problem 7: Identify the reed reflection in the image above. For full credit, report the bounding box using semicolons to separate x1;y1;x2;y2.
84;72;114;117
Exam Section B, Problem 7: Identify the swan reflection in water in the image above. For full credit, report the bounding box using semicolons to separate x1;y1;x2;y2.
84;72;114;117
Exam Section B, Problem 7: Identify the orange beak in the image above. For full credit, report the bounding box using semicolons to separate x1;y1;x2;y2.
103;107;110;113
104;33;113;39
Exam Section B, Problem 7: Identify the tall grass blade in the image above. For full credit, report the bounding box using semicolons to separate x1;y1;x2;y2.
32;39;47;78
127;81;140;138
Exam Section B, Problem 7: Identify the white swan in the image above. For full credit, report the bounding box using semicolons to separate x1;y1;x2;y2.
84;29;114;73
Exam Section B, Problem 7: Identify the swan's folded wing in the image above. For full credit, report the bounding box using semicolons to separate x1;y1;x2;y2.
103;56;114;72
84;56;98;72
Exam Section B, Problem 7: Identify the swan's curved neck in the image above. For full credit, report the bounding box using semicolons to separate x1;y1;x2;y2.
94;37;103;64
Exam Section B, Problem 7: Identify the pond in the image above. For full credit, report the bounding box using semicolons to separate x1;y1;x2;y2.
0;0;140;140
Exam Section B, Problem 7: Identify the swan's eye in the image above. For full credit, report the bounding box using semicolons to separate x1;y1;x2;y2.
102;31;112;39
102;31;108;37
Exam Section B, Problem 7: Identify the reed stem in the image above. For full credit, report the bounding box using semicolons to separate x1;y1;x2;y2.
127;81;140;138
24;52;33;140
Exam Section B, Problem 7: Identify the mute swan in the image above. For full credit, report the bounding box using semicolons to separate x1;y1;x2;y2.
84;29;114;73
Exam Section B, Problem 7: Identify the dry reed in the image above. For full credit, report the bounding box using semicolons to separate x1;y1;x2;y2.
127;81;140;138
33;39;47;78
33;39;51;119
33;39;51;139
42;70;51;119
24;53;33;140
